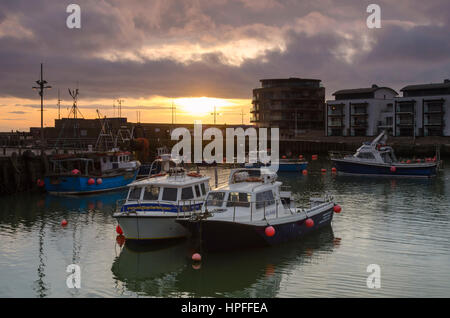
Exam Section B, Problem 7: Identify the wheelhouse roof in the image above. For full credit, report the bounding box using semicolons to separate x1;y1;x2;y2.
128;175;210;188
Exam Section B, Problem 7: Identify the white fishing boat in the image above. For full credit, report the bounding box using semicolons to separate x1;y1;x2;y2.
176;168;341;252
330;130;438;177
113;162;210;241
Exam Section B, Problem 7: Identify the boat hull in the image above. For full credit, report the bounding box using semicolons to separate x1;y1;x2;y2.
177;206;334;252
114;202;203;240
332;159;437;177
115;215;190;240
44;169;138;195
245;162;308;172
278;162;308;172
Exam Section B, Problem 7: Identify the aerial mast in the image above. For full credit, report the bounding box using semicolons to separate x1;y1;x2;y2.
32;63;52;154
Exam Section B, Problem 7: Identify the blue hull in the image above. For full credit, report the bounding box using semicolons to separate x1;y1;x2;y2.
178;207;334;252
44;169;138;194
278;162;308;172
332;160;437;177
245;162;308;172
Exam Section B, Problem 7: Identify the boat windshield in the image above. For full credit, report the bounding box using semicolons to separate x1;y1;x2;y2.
226;192;251;208
206;192;226;207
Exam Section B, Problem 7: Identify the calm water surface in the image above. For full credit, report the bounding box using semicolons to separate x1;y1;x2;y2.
1;160;449;297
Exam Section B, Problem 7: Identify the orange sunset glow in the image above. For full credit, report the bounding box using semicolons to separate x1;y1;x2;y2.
0;95;251;131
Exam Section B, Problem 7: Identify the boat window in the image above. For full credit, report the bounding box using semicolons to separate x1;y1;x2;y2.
181;186;194;200
162;187;178;201
357;152;375;159
206;192;225;207
200;183;207;195
128;187;142;201
226;192;251;207
143;186;160;200
256;191;275;209
194;184;201;197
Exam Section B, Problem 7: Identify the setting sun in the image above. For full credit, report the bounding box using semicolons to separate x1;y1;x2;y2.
175;97;234;115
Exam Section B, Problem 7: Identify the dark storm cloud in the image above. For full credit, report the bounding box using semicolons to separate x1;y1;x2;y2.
0;0;449;103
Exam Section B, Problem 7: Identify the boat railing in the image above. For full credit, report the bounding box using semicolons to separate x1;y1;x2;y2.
328;150;354;159
116;198;205;216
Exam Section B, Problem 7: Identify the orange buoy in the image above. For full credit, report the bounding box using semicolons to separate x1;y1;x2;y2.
116;235;125;247
333;205;342;213
116;225;123;235
88;178;95;185
265;226;275;237
96;178;103;185
302;169;308;175
37;179;45;187
406;160;411;164
61;219;68;227
71;169;80;175
390;166;396;172
305;218;314;228
312;155;318;160
331;167;337;173
282;155;287;159
321;168;326;173
192;253;202;262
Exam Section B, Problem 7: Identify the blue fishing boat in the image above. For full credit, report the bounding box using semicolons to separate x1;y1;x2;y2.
330;130;438;177
44;151;141;195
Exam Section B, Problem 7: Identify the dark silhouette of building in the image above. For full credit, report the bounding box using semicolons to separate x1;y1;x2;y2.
250;78;325;139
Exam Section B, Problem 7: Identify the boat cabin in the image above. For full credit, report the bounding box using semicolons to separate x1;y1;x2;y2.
203;169;294;219
125;170;210;205
48;152;137;176
353;143;398;164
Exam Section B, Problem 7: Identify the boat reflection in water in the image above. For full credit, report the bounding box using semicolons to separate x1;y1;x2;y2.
111;227;338;297
44;189;128;212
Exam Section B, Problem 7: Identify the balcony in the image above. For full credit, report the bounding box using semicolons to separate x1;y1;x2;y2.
328;121;343;127
352;120;368;128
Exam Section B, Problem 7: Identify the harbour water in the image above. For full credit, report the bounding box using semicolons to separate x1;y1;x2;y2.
0;159;449;298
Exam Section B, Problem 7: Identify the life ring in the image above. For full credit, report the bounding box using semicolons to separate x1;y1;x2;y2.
187;172;202;177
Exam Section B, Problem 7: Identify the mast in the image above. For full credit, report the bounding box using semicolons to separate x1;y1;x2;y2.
32;63;52;154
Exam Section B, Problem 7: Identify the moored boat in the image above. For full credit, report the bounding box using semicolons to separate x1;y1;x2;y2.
113;166;211;241
136;154;178;179
44;151;140;195
330;130;438;177
244;151;308;172
176;168;340;252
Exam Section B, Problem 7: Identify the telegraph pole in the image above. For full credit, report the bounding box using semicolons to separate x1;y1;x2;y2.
117;99;124;118
32;63;52;154
57;89;61;120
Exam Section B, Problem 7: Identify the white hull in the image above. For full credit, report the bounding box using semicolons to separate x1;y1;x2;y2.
115;215;190;240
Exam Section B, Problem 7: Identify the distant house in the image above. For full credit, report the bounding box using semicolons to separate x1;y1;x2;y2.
395;79;450;137
326;85;398;136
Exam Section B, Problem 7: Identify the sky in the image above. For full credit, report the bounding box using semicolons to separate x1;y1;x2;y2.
0;0;449;131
